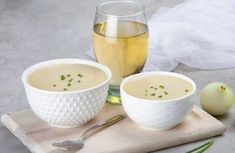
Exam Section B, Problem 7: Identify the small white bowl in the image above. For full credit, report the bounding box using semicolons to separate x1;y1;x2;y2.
121;72;196;130
22;59;111;128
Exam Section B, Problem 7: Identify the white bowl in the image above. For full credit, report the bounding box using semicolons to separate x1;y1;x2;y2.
22;59;111;128
121;72;196;130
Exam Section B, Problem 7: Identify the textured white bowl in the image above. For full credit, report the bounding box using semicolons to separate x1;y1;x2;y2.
22;59;111;128
121;72;196;130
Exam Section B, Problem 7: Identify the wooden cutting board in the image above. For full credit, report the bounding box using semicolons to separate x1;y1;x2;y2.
1;104;226;153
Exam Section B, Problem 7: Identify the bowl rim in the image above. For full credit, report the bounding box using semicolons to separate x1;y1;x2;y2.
22;58;112;94
120;71;196;103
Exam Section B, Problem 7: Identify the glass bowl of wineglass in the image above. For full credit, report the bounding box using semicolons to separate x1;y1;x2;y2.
93;1;149;104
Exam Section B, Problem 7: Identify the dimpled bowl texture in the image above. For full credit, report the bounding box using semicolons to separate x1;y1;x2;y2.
121;72;196;130
22;59;111;128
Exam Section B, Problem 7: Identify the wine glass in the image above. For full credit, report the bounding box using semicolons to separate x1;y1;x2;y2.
93;1;149;104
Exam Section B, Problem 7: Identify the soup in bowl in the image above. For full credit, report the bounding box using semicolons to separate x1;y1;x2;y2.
22;59;111;128
121;72;196;130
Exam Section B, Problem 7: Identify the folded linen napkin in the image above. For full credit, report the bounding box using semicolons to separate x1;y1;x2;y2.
88;0;235;71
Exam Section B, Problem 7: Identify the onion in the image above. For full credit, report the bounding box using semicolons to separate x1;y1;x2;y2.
200;82;234;116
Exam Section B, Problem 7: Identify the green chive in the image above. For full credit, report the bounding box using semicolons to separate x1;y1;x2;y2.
60;75;65;80
78;74;83;77
150;86;154;89
154;87;157;90
186;140;214;153
68;78;73;82
158;95;163;98
185;89;189;92
77;80;81;83
67;74;71;77
159;85;164;89
63;88;67;91
150;93;155;96
67;83;71;87
164;91;168;95
53;84;56;87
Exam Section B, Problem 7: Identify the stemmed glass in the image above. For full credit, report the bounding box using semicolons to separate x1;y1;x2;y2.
93;1;149;104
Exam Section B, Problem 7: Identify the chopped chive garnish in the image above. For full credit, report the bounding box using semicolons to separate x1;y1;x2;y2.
60;75;65;80
159;85;164;89
158;95;163;98
53;84;56;87
68;78;73;82
77;80;81;83
150;93;155;96
154;88;157;90
63;88;67;91
185;89;189;92
67;74;71;77
150;86;154;89
221;86;226;91
164;91;168;95
78;74;83;77
67;83;71;87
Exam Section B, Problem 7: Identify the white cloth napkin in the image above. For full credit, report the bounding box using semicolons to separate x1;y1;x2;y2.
145;0;235;71
88;0;235;71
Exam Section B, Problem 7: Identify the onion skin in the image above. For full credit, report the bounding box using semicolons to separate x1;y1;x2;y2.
200;82;234;116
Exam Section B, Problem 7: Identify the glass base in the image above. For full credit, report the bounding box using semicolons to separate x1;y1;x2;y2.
106;88;122;105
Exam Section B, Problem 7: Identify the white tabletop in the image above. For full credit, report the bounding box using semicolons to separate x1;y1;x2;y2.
0;0;234;152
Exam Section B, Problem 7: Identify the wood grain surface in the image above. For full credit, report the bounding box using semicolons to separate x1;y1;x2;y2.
1;104;226;153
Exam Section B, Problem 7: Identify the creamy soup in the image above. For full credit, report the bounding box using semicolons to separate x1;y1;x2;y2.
27;64;107;91
123;75;193;100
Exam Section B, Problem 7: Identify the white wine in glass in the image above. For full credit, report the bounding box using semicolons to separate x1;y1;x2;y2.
93;1;149;104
